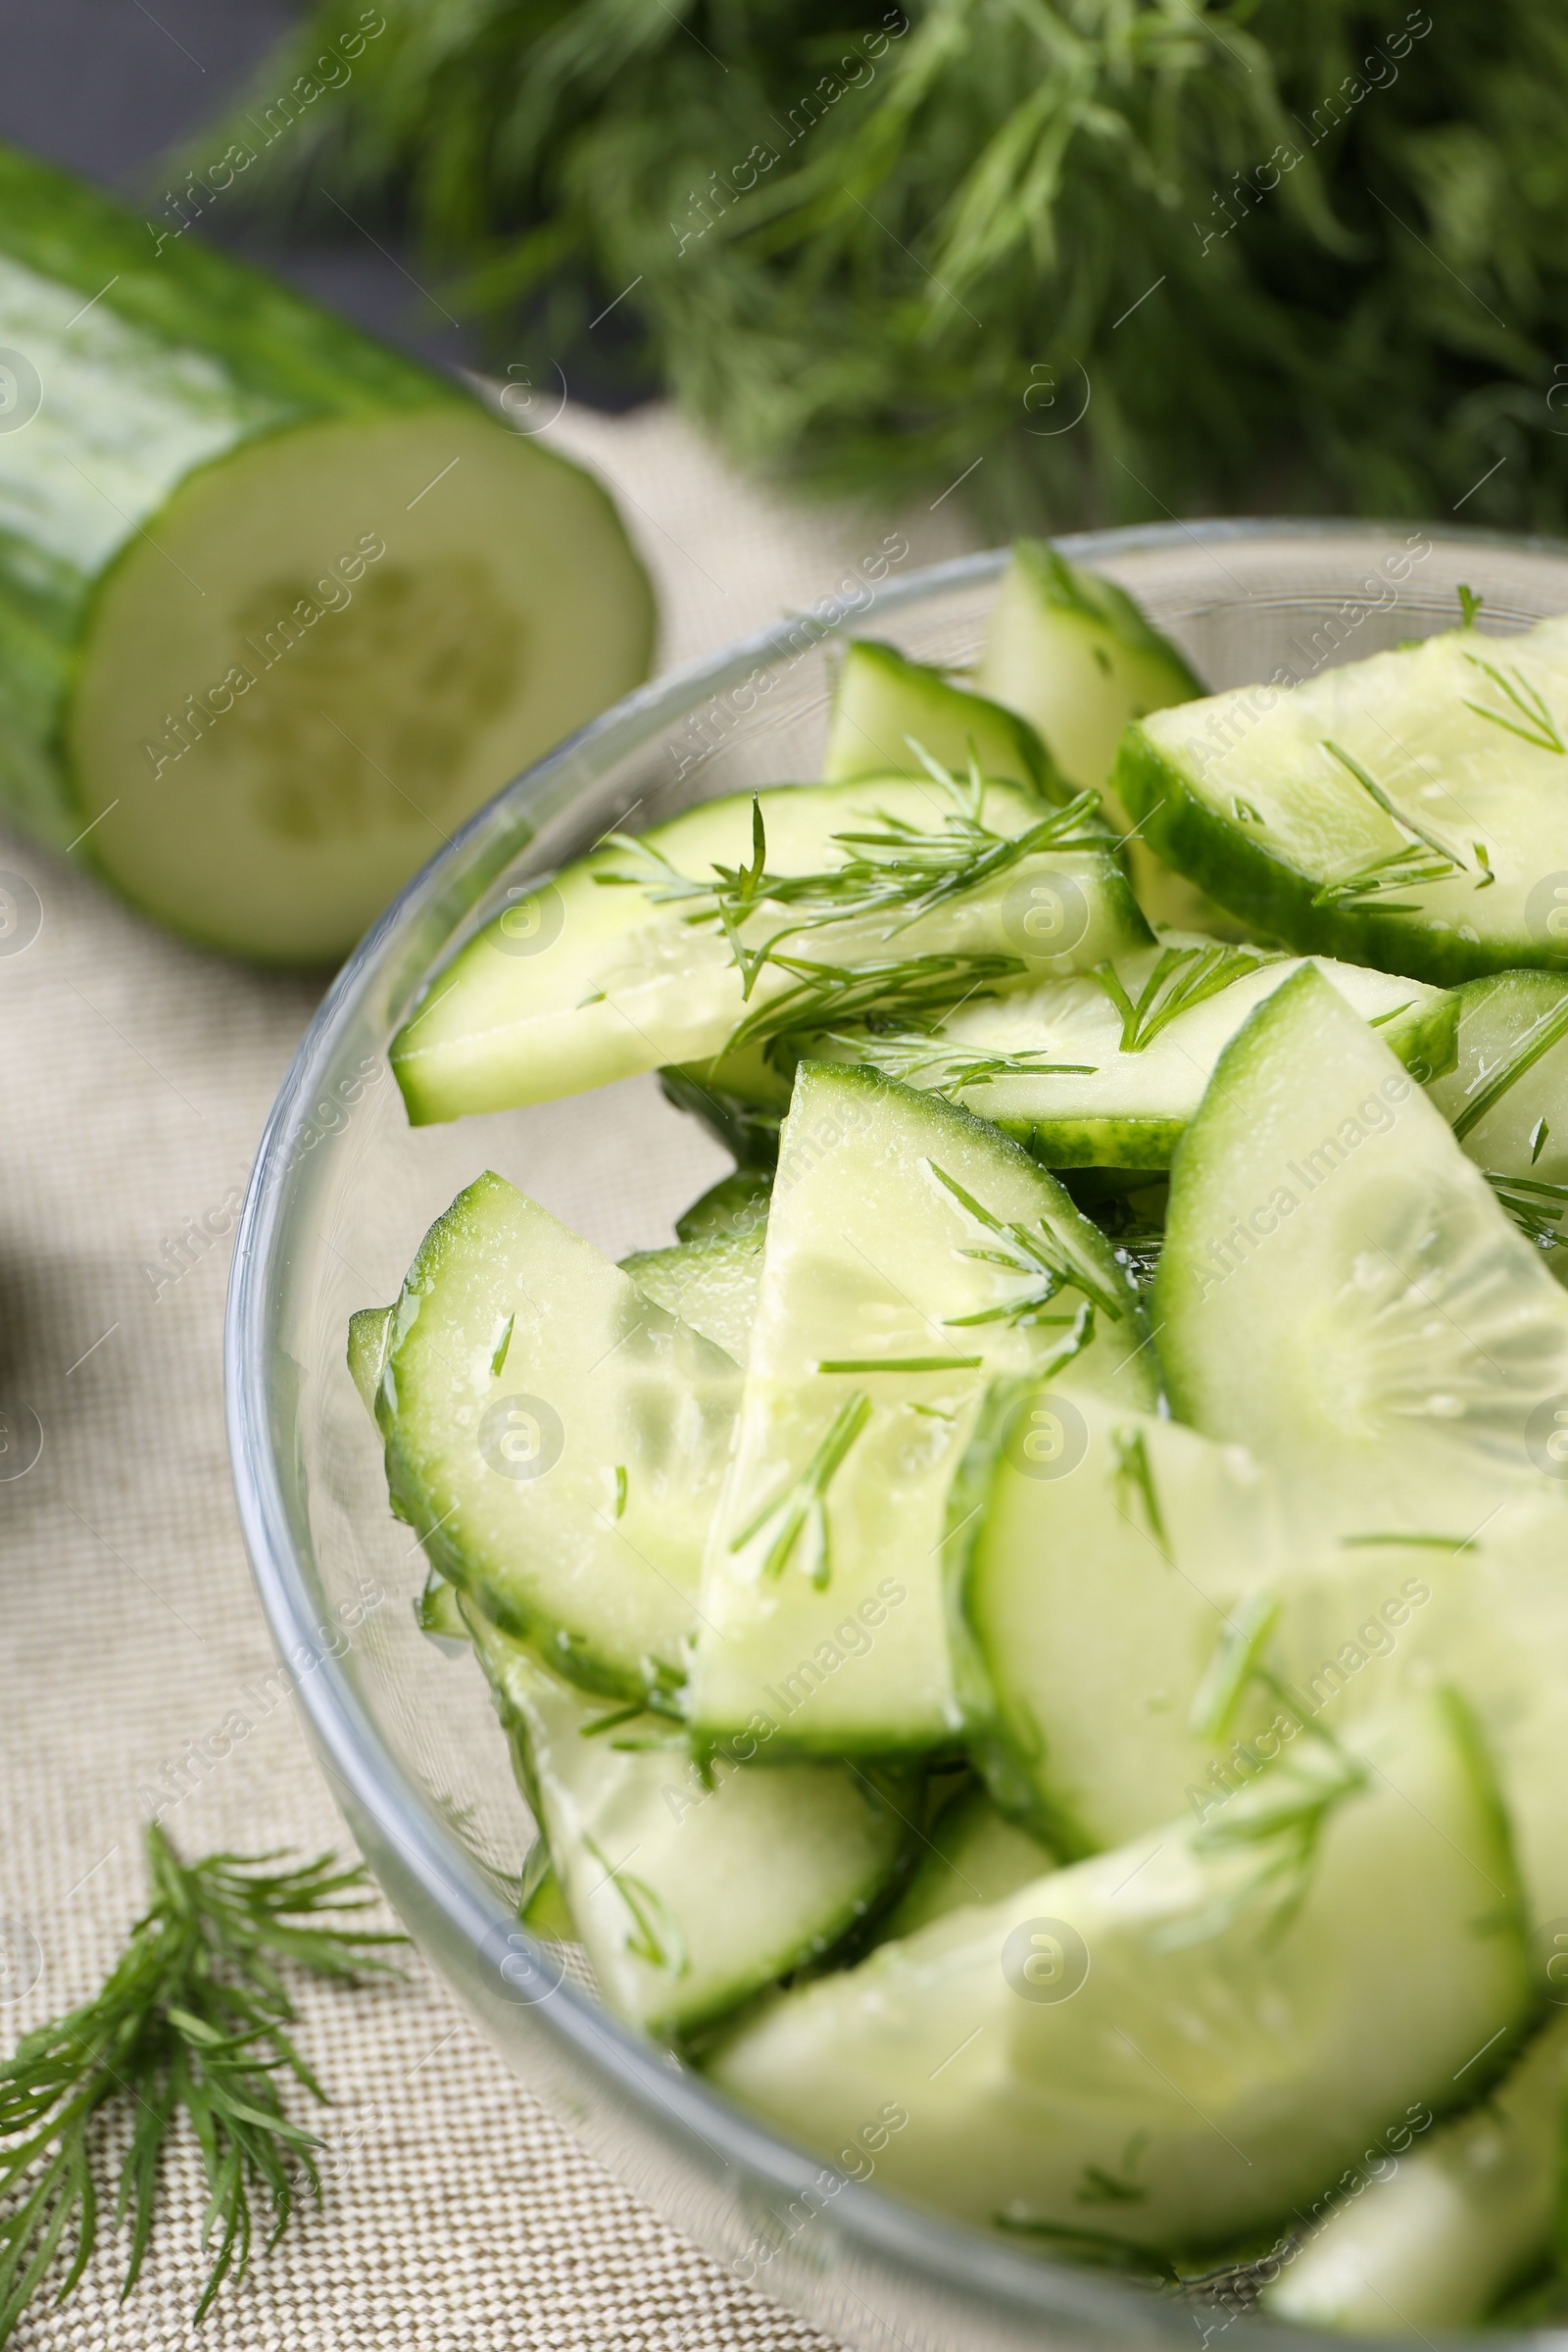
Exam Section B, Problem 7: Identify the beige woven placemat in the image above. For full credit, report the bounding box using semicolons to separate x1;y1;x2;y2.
0;404;980;2351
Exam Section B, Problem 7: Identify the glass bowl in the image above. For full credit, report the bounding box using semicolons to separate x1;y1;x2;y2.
226;519;1568;2352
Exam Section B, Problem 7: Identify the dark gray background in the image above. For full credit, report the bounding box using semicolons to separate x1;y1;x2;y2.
0;0;641;399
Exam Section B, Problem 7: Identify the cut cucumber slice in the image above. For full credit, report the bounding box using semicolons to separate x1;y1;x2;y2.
675;1166;773;1245
1155;966;1568;1526
369;1172;740;1706
0;144;653;961
1117;615;1568;985
822;639;1071;804
798;938;1456;1170
415;1564;471;1652
661;1049;792;1168
391;775;1150;1124
881;1781;1055;1939
347;1302;393;1414
709;1695;1532;2254
687;1063;1156;1757
974;541;1232;935
468;1612;914;2037
1264;2014;1568;2334
1425;972;1568;1277
621;1234;763;1366
950;1392;1289;1852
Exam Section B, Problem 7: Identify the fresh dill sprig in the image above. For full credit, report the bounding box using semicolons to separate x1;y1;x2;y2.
1320;740;1467;871
928;1160;1125;1328
730;951;1023;1057
1485;1168;1568;1253
816;1025;1096;1099
1091;943;1277;1053
598;770;1104;1004
1449;995;1568;1141
581;1838;687;1975
0;1826;403;2343
1170;1739;1369;1950
728;1392;871;1588
1462;655;1567;757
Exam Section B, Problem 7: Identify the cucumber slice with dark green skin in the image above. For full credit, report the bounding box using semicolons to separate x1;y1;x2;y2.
1117;616;1568;986
1155;966;1568;1527
660;1050;791;1169
0;142;653;961
347;1302;392;1413
795;939;1456;1170
880;1781;1054;1939
621;1233;762;1365
823;639;1073;804
467;1612;915;2037
674;1166;772;1245
368;1171;740;1708
1425;972;1568;1275
687;1062;1156;1758
974;541;1235;937
1265;2014;1568;2334
709;1694;1533;2255
950;1391;1290;1853
391;775;1151;1123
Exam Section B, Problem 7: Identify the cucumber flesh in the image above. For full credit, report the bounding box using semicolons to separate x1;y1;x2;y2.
1155;966;1568;1529
372;1172;740;1707
881;1781;1055;1939
675;1166;773;1245
415;1565;471;1653
709;1695;1533;2254
974;540;1235;935
1117;615;1568;985
391;775;1151;1124
621;1234;762;1366
468;1612;914;2037
1264;2014;1568;2334
1424;972;1568;1278
687;1063;1156;1756
950;1392;1290;1852
823;639;1072;804
347;1302;393;1414
796;937;1456;1170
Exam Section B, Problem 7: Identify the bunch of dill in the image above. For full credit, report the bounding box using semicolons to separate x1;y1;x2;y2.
193;0;1568;533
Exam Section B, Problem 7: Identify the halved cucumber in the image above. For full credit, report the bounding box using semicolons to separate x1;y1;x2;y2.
621;1233;763;1365
1264;2013;1568;2334
881;1780;1055;1939
709;1695;1532;2255
974;541;1234;936
822;639;1071;803
1425;972;1568;1275
368;1172;739;1707
391;775;1150;1123
797;938;1455;1169
1155;966;1568;1526
467;1612;913;2038
687;1063;1156;1757
950;1392;1289;1852
0;144;653;961
1117;614;1568;984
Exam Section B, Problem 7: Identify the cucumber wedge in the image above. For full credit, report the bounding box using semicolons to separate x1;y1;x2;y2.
368;1172;740;1707
974;541;1233;936
881;1781;1055;1939
822;639;1071;803
1265;2014;1568;2334
674;1166;773;1245
950;1392;1289;1852
687;1063;1156;1757
1117;615;1568;985
798;939;1456;1170
467;1614;913;2038
347;1301;393;1414
0;142;653;961
391;774;1150;1124
709;1695;1532;2254
1425;972;1568;1276
621;1234;763;1365
1155;966;1568;1526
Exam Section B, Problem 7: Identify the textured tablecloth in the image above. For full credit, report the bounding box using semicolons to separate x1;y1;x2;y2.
0;403;981;2352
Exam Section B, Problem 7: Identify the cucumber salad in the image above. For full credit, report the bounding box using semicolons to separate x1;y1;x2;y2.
353;543;1568;2333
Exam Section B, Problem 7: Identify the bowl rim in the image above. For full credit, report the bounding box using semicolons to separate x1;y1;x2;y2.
225;515;1568;2352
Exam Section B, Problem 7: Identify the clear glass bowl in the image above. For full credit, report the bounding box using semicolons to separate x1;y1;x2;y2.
226;519;1568;2352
